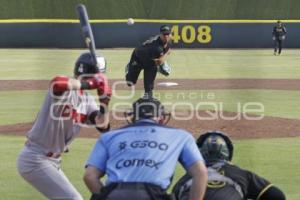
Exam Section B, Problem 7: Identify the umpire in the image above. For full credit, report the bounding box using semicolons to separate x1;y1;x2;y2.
272;20;287;55
83;97;208;200
172;131;286;200
125;25;172;98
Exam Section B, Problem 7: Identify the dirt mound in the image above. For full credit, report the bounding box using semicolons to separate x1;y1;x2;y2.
1;111;300;139
1;79;300;139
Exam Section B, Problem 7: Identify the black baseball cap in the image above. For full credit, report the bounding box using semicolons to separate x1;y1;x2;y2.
133;97;164;120
160;25;171;34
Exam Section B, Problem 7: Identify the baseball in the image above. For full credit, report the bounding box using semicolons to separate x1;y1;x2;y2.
127;18;134;25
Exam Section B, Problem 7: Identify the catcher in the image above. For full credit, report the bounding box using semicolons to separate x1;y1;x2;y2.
172;131;286;200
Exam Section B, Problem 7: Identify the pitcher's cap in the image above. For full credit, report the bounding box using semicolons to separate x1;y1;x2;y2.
160;25;171;34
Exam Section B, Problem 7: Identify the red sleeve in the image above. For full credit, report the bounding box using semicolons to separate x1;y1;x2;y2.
50;76;69;95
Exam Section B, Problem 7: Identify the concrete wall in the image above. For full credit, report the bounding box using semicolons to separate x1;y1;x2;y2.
0;22;298;48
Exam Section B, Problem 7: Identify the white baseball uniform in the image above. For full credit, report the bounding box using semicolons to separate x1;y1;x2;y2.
17;86;98;200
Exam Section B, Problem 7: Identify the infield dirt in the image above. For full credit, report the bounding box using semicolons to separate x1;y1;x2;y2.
1;79;299;139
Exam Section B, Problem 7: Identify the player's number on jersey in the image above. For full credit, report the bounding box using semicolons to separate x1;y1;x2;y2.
171;25;212;44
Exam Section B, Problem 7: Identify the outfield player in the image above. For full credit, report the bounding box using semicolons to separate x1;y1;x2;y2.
125;25;172;98
17;52;112;200
172;131;286;200
84;97;208;200
272;20;287;55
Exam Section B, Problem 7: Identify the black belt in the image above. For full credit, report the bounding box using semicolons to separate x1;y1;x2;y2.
94;182;173;200
113;182;162;190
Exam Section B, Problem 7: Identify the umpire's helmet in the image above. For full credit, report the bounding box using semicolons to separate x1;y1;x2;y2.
74;52;106;77
124;97;170;124
197;131;233;166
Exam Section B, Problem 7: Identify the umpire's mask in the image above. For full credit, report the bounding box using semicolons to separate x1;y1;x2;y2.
197;131;234;166
124;97;170;124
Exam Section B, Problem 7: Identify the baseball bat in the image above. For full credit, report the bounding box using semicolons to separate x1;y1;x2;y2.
76;4;98;66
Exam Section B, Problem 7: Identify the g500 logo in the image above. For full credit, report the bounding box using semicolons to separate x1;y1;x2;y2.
171;25;212;44
131;140;169;151
118;140;169;151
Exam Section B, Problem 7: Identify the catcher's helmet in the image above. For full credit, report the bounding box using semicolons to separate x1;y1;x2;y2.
124;97;170;124
74;52;106;77
197;131;233;166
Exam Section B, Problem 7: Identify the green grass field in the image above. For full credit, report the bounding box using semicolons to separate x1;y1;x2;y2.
1;89;300;125
1;49;300;80
0;135;299;200
0;49;299;199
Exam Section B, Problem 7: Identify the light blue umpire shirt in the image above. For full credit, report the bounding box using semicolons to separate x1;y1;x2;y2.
86;119;204;189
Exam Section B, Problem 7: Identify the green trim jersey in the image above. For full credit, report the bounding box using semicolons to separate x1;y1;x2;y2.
273;25;287;38
135;35;170;67
172;162;271;200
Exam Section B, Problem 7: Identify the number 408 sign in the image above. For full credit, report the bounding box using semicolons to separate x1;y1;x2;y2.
170;25;212;44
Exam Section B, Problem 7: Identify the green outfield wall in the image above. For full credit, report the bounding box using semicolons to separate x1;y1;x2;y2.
1;0;300;20
0;20;299;48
